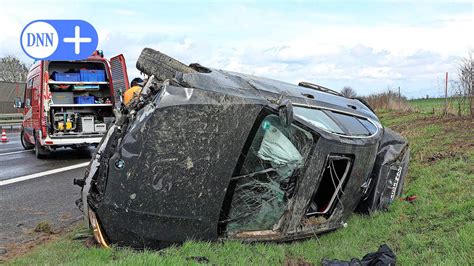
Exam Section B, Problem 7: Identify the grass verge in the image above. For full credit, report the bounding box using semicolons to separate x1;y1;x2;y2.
409;97;470;116
7;111;474;265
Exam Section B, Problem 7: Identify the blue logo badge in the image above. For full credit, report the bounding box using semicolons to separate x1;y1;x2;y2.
21;20;98;60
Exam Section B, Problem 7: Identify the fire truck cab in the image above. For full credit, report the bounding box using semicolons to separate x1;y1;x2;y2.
15;51;129;158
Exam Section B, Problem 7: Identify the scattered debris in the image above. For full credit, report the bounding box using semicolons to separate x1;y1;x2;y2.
302;216;327;226
0;223;80;261
284;256;314;266
75;48;410;249
84;237;99;248
72;232;93;240
321;244;396;265
186;256;210;264
34;221;53;234
426;151;460;163
400;195;417;203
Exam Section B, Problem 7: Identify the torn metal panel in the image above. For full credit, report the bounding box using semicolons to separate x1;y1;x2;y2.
76;48;410;249
279;136;379;234
356;128;410;214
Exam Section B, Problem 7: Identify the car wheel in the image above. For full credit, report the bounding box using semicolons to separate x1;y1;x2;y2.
34;134;49;159
136;48;197;81
21;130;34;150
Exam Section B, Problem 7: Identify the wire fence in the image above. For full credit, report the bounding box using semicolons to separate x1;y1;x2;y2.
0;81;25;114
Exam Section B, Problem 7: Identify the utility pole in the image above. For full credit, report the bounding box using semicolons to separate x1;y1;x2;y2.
444;72;448;116
398;86;401;110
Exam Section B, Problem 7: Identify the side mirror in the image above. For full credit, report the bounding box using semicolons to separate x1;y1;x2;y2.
14;97;23;109
278;98;293;127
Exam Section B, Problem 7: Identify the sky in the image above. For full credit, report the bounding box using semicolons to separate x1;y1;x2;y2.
0;0;472;98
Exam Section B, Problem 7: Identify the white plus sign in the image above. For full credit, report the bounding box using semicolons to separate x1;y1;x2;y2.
63;26;91;55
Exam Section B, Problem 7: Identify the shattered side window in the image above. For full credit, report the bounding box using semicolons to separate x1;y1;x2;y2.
293;107;345;134
225;115;313;233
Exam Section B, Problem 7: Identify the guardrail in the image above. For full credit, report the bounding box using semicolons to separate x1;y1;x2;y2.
0;113;23;130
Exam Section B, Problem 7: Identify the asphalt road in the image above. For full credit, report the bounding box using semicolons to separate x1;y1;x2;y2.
0;131;92;252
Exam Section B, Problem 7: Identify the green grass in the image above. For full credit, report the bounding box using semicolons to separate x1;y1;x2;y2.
409;98;448;112
409;97;470;115
8;111;474;265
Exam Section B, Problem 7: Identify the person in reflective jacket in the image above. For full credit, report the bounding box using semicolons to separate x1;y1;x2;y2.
123;77;144;105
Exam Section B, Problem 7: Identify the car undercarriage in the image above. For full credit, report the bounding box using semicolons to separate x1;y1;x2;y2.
75;48;410;249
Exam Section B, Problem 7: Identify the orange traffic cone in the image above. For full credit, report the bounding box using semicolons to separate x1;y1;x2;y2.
1;129;8;143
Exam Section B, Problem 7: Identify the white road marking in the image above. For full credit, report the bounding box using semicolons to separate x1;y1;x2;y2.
0;150;30;156
0;162;89;186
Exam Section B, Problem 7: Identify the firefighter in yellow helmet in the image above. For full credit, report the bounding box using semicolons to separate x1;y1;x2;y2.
123;77;143;106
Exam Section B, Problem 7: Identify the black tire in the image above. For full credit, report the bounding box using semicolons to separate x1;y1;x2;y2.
136;48;197;81
20;130;34;150
34;134;49;159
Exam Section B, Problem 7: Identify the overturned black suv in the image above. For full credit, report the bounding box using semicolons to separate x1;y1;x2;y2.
75;48;410;249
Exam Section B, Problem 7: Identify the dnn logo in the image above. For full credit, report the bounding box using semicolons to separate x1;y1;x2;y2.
21;20;98;60
27;32;55;47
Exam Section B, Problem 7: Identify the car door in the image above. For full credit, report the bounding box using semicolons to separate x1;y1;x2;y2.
110;54;129;108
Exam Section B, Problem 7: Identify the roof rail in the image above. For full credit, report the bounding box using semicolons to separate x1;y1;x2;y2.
298;81;343;96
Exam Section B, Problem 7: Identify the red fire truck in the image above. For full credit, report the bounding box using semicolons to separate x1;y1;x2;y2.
14;51;129;158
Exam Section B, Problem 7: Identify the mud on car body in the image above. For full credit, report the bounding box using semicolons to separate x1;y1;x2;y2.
75;48;410;249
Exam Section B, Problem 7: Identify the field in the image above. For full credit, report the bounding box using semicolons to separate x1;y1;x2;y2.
7;110;474;265
409;97;471;115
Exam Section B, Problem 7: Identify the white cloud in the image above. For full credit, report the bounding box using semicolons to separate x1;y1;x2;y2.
0;1;472;97
113;9;139;17
358;67;402;79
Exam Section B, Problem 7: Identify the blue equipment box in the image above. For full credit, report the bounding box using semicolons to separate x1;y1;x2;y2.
80;69;106;82
52;72;80;82
74;96;95;104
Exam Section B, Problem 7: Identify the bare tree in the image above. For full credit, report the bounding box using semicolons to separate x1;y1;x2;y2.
450;80;467;116
340;86;357;98
0;55;29;82
457;49;473;116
